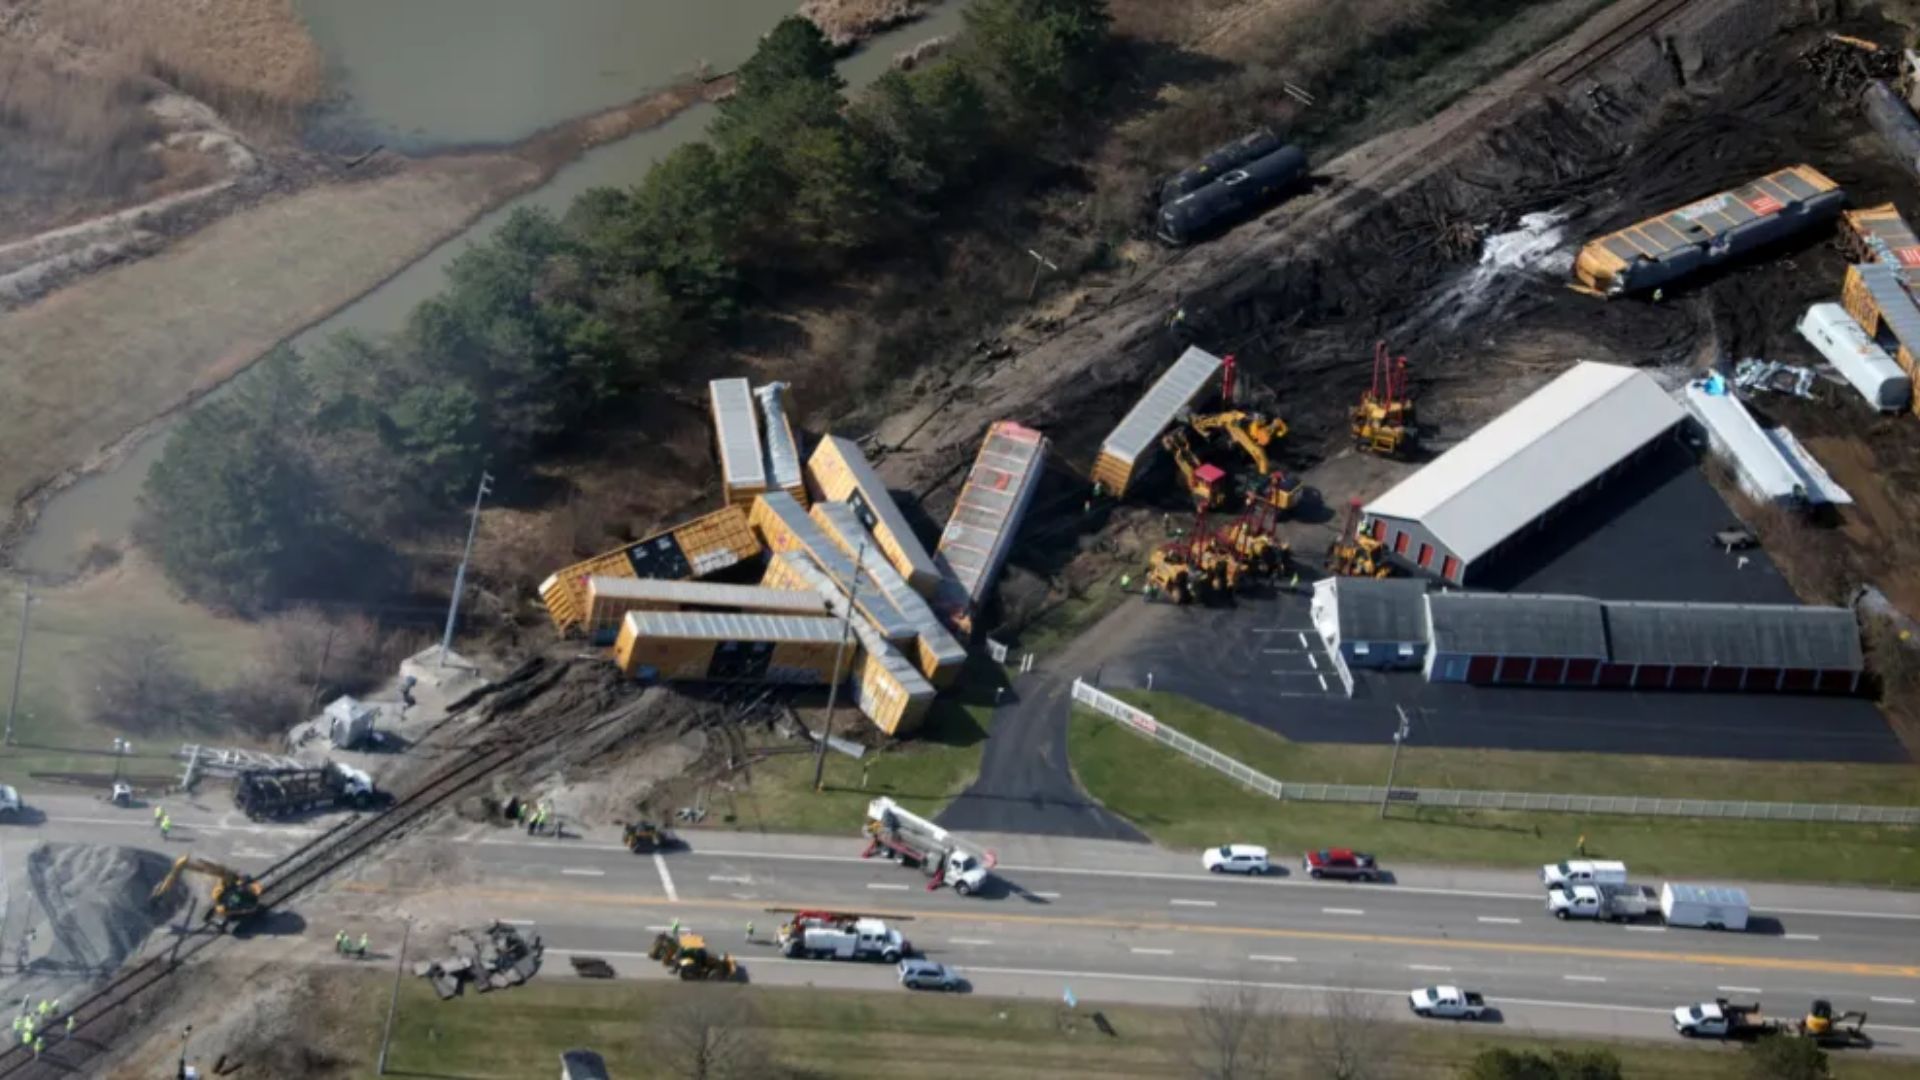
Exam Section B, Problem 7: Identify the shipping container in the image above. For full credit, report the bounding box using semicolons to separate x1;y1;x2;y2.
1572;165;1845;297
1843;261;1920;417
1865;81;1920;181
754;382;809;506
1838;203;1920;282
810;501;968;688
751;498;918;643
803;435;941;596
1160;128;1285;204
581;576;826;646
710;377;768;507
1157;145;1309;246
847;619;936;735
1684;378;1840;506
933;421;1050;637
1794;302;1911;412
612;609;849;683
538;505;762;634
1091;346;1225;496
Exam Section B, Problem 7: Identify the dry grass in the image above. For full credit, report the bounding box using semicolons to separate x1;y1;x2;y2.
800;0;940;48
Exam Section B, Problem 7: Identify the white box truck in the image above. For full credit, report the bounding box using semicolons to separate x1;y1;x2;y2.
1540;860;1627;889
1661;883;1750;931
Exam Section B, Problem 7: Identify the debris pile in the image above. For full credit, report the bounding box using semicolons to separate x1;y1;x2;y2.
412;922;543;1000
25;844;182;976
1799;34;1901;96
1734;358;1816;399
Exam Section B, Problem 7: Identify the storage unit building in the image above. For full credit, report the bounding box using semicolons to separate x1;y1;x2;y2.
581;577;825;646
1795;302;1911;411
933;421;1050;636
710;377;768;507
810;501;968;689
1424;592;1863;694
1571;165;1845;297
804;435;941;596
612;610;847;683
1309;577;1430;676
1683;378;1847;506
1424;593;1610;686
1362;362;1685;585
1090;346;1225;496
754;382;808;506
1842;261;1920;416
539;505;762;634
752;495;918;644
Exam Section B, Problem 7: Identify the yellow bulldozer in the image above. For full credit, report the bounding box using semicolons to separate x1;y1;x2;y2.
1189;410;1287;476
151;855;264;925
648;931;739;981
1350;341;1415;456
1326;498;1391;578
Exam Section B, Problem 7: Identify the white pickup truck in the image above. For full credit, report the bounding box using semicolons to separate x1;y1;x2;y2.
1549;883;1657;922
1408;986;1489;1020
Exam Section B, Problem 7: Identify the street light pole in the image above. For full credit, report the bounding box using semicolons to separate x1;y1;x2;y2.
1379;706;1411;820
5;592;33;747
438;471;494;668
813;540;867;793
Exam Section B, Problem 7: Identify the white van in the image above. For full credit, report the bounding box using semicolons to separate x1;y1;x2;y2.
1540;859;1627;889
1660;883;1750;931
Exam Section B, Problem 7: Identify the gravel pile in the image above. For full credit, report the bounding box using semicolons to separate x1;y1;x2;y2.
25;844;182;976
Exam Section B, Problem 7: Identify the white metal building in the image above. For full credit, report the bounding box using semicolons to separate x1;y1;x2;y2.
1362;362;1685;584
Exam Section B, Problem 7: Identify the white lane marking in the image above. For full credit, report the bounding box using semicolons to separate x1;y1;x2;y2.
1717;985;1763;994
232;847;279;860
1477;916;1521;925
546;948;655;960
1781;933;1820;941
1297;632;1309;648
561;868;605;877
1563;975;1607;983
1308;653;1319;670
867;883;910;891
1248;954;1296;963
500;919;537;926
708;875;753;884
1261;648;1307;655
653;853;678;903
1033;891;1062;899
1130;948;1174;956
50;814;325;836
1873;997;1917;1006
1407;964;1451;972
1321;907;1365;916
1169;899;1217;908
1623;926;1666;933
1764;905;1920;922
1317;674;1329;692
947;938;994;946
472;838;626;852
646;925;671;932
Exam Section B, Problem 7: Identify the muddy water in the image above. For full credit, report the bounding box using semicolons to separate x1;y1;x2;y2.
14;2;973;576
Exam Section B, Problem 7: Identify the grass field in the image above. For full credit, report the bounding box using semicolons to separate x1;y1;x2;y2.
715;656;1003;834
363;975;1920;1079
0;558;258;790
1070;697;1920;886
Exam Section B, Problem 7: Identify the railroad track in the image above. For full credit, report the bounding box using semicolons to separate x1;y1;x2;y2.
1546;0;1699;87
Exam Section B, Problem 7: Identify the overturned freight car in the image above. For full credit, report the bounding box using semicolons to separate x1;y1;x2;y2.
538;505;763;635
1090;345;1225;497
1159;128;1285;204
1570;165;1845;297
932;421;1049;637
1157;145;1308;246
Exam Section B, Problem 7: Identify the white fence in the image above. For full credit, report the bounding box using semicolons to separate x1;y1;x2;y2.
1070;679;1920;826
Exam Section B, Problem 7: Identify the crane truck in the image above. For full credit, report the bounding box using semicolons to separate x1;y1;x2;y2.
233;761;383;821
862;797;995;896
774;909;911;962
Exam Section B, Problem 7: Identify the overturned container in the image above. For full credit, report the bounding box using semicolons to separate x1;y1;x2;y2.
1157;145;1309;246
1159;127;1285;205
1795;302;1911;411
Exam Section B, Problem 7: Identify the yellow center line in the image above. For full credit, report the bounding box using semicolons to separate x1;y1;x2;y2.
338;882;1920;981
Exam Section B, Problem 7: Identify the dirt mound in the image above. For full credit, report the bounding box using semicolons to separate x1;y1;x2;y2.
25;843;182;976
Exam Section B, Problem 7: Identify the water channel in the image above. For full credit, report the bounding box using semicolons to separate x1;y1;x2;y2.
15;1;972;576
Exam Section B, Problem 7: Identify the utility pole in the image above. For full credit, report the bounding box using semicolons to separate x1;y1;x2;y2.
111;738;131;783
813;539;867;793
1380;706;1411;820
375;918;412;1075
5;591;32;747
1025;248;1060;301
438;471;494;668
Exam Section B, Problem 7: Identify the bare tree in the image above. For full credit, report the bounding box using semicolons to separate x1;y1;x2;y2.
1302;987;1397;1080
649;988;773;1080
1186;983;1282;1079
90;632;208;735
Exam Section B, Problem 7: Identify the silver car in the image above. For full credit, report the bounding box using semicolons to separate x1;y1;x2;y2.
898;958;962;991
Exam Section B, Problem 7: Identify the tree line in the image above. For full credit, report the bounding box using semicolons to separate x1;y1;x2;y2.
141;0;1112;613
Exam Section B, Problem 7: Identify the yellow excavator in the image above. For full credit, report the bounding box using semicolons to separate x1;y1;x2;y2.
1161;428;1228;509
648;931;739;981
150;855;264;925
1189;410;1287;476
1326;499;1391;578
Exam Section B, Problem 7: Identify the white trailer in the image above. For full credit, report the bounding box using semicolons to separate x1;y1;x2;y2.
1549;883;1657;922
1797;303;1912;411
863;797;995;896
1540;860;1627;889
1661;883;1750;931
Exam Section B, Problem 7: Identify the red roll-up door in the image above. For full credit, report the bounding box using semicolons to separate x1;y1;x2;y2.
1669;666;1706;690
1441;555;1462;581
1780;668;1816;692
1416;543;1433;568
1706;666;1743;691
1372;520;1387;542
1632;665;1671;689
1816;670;1857;694
1532;657;1566;684
1597;663;1633;688
1565;658;1597;685
1466;656;1498;683
1394;531;1409;555
1496;656;1530;683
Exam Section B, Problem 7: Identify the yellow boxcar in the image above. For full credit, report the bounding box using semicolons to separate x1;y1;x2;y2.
848;622;936;735
612;610;848;682
1842;262;1920;418
803;436;941;596
711;378;768;507
810;501;966;689
538;505;761;635
1092;346;1224;497
582;577;826;646
751;495;918;643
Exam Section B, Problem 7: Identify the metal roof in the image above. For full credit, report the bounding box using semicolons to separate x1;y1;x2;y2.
811;435;939;581
754;382;804;493
1098;346;1224;466
586;576;825;615
813;503;967;667
849;617;936;699
1330;578;1430;643
1602;601;1862;671
1663;883;1750;907
1855;261;1920;353
1365;363;1684;564
1593;166;1836;263
625;609;841;644
1683;381;1818;504
709;378;766;490
937;422;1049;606
1844;204;1920;280
769;548;917;643
1425;593;1609;659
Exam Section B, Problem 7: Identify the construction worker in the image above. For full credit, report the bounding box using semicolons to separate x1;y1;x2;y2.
1119;574;1132;592
153;804;164;828
1652;287;1664;303
357;933;370;959
35;1000;49;1020
669;917;681;938
159;814;172;840
63;1016;74;1039
30;1035;41;1059
1577;834;1588;857
335;930;348;954
745;921;754;943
